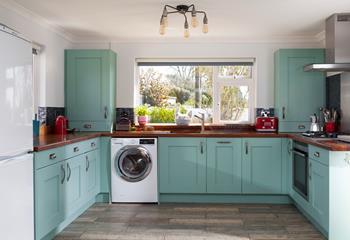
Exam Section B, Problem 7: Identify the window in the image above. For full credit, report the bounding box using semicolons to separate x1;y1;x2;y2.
136;59;255;124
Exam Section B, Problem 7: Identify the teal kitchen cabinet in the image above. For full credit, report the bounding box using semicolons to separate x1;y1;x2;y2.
64;155;85;218
275;49;325;132
65;50;116;131
85;150;100;199
242;138;283;194
159;138;207;193
35;162;65;240
309;158;329;233
35;139;101;240
207;138;242;193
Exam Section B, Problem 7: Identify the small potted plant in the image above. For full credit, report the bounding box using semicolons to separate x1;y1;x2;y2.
135;105;149;127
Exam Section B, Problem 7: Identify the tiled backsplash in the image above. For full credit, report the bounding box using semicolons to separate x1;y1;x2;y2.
38;107;65;127
116;108;134;124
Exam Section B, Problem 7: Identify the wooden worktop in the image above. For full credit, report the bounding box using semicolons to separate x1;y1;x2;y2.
33;130;350;152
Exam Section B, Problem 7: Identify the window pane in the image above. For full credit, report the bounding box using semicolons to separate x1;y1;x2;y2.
220;86;249;122
138;66;213;123
218;66;252;78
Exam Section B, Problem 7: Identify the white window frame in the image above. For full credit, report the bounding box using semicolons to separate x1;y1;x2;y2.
212;63;256;124
136;58;256;124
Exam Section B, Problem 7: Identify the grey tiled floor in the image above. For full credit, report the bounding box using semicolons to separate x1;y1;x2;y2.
55;203;326;240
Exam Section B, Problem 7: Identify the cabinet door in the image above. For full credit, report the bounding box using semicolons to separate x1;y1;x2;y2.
35;162;65;240
85;150;100;199
242;138;283;194
65;50;115;125
159;138;206;193
275;49;325;132
207;138;242;193
65;156;85;217
309;159;329;232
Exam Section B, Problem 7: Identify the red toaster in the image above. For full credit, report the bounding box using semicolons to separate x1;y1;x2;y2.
255;117;278;132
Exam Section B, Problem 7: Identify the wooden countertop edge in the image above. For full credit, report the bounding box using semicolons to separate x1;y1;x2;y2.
33;131;350;152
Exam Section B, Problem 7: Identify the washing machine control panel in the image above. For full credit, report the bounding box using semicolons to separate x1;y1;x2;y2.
139;139;155;145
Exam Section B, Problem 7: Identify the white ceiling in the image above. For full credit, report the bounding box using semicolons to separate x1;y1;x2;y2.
5;0;350;43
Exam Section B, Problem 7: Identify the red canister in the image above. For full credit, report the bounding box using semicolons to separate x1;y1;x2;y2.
325;121;336;133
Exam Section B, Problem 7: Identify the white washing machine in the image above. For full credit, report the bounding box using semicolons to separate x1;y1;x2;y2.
111;138;158;203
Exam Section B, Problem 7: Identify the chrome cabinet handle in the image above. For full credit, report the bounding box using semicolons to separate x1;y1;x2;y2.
83;124;92;129
282;107;286;119
217;141;231;144
73;147;79;152
61;164;66;184
245;142;249;155
314;152;320;158
67;163;71;182
200;142;204;154
104;106;108;119
288;141;292;154
49;153;56;160
91;142;96;148
298;125;306;129
86;155;90;171
309;162;312;181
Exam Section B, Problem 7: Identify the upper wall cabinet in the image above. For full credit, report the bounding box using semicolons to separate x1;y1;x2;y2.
65;50;116;131
274;49;325;132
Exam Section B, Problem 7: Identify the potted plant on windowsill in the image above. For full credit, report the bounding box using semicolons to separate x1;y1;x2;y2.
135;105;149;127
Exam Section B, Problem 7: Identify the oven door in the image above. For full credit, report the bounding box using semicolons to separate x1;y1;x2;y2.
292;149;309;200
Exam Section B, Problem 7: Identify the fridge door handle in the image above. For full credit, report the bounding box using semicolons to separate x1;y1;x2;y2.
0;149;32;162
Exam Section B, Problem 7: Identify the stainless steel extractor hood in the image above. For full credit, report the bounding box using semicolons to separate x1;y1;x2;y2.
304;13;350;72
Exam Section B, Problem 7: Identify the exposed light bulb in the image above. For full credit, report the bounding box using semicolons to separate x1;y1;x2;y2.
202;15;208;33
202;23;208;33
184;19;189;38
191;7;198;28
159;23;165;35
163;16;168;27
184;28;190;38
191;16;198;28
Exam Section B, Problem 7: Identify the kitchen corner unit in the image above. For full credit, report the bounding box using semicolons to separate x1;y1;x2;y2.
65;49;116;132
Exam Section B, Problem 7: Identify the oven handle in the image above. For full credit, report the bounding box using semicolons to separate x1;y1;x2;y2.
292;149;307;158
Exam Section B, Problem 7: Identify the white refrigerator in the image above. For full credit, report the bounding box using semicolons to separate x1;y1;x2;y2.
0;25;34;240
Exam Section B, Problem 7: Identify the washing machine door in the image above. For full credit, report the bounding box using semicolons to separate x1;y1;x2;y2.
115;146;152;182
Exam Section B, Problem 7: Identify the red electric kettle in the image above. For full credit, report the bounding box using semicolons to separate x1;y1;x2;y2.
55;115;68;135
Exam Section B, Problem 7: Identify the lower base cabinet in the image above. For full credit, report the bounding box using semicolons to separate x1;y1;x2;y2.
207;138;242;193
35;162;65;239
159;138;207;193
159;137;285;195
242;138;283;194
65;155;86;217
309;158;329;232
35;141;100;240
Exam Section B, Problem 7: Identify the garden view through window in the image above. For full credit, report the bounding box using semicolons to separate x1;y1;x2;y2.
137;60;255;124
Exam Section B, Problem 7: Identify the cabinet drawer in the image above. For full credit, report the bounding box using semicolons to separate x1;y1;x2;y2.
69;121;112;132
309;145;329;166
86;138;100;151
278;121;309;132
66;141;88;158
35;147;66;169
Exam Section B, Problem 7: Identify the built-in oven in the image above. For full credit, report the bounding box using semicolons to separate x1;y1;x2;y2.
292;141;309;201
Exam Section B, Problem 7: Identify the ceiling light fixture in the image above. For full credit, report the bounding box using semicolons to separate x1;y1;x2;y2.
159;4;208;38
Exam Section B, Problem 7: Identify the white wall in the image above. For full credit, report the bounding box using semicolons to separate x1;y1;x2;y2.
74;41;323;108
0;2;324;110
0;2;73;108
